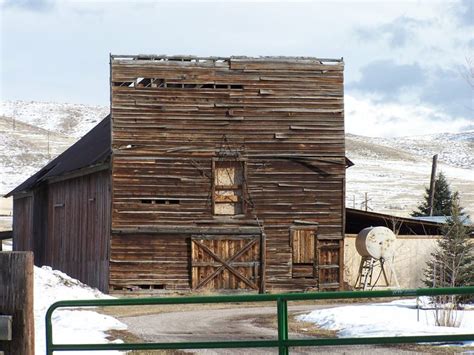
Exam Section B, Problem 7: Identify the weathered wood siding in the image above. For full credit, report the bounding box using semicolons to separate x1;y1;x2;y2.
110;233;190;291
43;170;111;292
12;196;34;252
110;56;345;291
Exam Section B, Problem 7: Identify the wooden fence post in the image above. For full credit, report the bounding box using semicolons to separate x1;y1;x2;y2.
0;252;34;355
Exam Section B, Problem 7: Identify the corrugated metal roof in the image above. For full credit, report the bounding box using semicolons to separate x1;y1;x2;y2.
5;115;111;197
412;215;473;226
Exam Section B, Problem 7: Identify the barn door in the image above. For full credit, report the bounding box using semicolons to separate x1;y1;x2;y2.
290;227;342;290
317;239;342;290
191;235;261;291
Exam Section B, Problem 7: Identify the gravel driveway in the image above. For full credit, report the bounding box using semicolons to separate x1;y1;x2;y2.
120;304;424;354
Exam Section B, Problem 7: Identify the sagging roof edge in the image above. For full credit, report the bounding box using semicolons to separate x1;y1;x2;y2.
110;54;344;64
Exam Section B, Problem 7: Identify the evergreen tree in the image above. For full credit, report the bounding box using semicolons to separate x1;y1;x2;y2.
412;171;454;217
423;195;473;303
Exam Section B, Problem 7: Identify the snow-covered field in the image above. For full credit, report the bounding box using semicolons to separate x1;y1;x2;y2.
298;298;474;346
35;266;126;354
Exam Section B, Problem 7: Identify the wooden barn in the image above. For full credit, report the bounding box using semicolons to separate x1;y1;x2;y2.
7;55;346;293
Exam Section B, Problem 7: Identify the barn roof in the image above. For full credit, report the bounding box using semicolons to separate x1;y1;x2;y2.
5;115;111;197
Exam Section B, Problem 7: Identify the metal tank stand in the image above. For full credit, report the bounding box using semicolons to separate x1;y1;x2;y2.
355;256;400;290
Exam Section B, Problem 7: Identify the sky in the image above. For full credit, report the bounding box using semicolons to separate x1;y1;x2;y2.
0;0;473;137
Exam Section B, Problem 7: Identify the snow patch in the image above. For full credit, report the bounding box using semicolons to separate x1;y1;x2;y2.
35;266;126;354
298;298;474;345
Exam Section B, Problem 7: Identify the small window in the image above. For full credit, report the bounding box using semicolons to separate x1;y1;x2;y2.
140;199;180;205
291;228;316;278
213;161;245;215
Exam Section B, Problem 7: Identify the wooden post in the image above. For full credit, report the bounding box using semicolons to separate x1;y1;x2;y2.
428;154;438;216
259;232;266;294
0;252;34;355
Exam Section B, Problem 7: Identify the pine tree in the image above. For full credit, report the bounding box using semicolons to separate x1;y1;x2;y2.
423;195;473;303
412;171;454;217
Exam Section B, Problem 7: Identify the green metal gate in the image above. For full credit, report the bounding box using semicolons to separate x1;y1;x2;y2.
46;286;474;354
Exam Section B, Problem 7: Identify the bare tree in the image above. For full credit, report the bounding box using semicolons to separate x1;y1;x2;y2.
463;57;474;89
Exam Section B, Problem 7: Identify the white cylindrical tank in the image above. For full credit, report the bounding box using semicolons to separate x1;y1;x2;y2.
355;226;396;259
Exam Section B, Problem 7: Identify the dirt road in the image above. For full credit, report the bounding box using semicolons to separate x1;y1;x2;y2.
120;304;423;354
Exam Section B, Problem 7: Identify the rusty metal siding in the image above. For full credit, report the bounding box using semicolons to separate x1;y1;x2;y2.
43;170;111;292
110;56;345;291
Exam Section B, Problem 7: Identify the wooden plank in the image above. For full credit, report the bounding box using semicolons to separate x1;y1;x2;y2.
0;252;34;354
0;232;12;241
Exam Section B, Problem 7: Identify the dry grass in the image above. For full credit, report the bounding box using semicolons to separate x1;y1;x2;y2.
249;312;339;339
106;329;189;355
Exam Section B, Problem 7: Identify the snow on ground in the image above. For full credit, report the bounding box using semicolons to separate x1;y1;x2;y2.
298;298;474;346
35;266;127;354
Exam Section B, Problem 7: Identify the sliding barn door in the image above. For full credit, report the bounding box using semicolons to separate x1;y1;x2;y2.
191;235;261;290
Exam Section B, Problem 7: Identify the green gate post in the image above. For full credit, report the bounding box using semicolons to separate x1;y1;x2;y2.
45;304;54;355
277;298;289;355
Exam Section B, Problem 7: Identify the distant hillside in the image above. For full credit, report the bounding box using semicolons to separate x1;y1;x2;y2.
0;101;106;195
347;132;474;169
1;100;472;218
345;134;474;217
0;100;108;138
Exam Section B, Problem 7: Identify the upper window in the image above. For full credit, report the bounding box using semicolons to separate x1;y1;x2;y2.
113;78;243;90
213;161;244;215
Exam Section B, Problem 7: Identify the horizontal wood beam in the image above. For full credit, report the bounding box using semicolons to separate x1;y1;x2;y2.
112;226;262;235
0;231;12;240
46;162;110;184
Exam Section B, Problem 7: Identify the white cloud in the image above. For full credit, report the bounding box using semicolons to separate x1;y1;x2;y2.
345;94;473;137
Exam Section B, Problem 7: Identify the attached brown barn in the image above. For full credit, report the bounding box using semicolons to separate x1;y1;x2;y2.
7;55;346;293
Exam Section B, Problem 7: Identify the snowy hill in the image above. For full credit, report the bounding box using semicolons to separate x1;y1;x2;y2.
347;132;474;169
0;100;473;218
345;134;474;217
0;101;107;196
0;100;108;138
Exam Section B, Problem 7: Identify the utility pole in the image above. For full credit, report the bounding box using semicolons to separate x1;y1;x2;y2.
47;130;50;159
428;154;438;216
360;193;372;211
